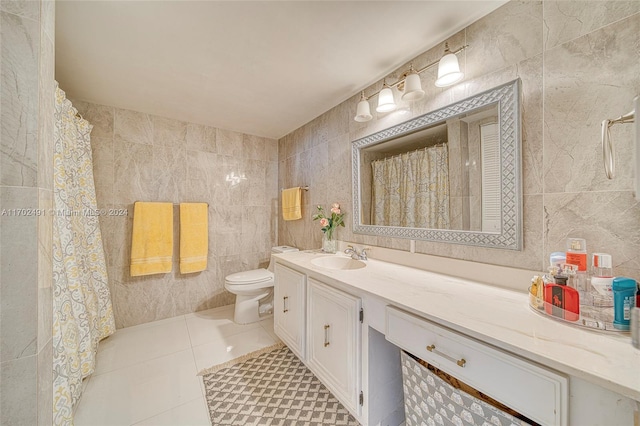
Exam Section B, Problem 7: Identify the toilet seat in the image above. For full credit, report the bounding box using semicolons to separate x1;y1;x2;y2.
225;268;273;285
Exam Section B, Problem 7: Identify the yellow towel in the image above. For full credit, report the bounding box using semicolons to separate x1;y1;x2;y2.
130;202;173;276
179;203;208;274
282;187;302;221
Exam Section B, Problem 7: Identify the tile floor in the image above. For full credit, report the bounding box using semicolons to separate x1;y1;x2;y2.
74;305;280;426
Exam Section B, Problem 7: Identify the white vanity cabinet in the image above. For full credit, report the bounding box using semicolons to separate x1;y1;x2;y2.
273;263;306;359
306;278;362;416
274;253;639;426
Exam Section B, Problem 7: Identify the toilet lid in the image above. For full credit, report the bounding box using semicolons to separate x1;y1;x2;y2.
226;268;273;284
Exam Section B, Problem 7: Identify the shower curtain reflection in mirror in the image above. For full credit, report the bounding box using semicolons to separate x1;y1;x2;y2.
371;144;450;229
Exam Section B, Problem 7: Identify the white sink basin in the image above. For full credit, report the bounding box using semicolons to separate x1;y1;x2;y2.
311;256;366;270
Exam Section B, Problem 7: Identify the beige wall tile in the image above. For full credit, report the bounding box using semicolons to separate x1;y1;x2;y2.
0;0;39;20
0;355;37;425
1;12;39;187
40;0;54;43
37;189;52;352
38;35;54;190
185;150;217;201
1;187;38;361
114;108;153;146
152;145;186;202
243;134;267;161
90;137;114;208
110;275;187;328
241;159;267;206
74;102;114;140
152;115;187;148
217;128;243;157
186;123;216;153
37;339;53;426
113;137;155;204
266;138;279;162
543;13;639;193
466;0;543;80
544;1;640;50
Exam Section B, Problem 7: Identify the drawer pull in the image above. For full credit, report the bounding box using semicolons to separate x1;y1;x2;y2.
283;296;288;313
324;324;330;347
426;344;466;368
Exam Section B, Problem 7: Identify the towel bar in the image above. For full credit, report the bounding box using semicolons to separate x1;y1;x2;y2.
280;186;309;191
134;201;209;206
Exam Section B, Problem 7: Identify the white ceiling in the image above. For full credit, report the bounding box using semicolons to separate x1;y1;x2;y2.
55;1;506;140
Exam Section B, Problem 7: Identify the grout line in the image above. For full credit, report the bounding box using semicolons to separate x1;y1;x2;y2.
183;314;205;398
129;395;207;426
92;315;192;378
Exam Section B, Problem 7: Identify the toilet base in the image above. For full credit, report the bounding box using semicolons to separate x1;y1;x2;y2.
233;292;269;324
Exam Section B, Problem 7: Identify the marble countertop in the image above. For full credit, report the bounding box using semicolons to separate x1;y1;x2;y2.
274;250;640;402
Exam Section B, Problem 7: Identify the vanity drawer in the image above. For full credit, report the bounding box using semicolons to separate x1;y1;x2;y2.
386;306;567;426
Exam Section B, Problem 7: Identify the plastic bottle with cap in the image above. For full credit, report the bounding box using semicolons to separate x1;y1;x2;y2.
590;253;614;303
612;277;637;331
549;251;566;271
566;238;588;297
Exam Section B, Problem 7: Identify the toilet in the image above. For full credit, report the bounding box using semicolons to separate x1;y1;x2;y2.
225;245;299;324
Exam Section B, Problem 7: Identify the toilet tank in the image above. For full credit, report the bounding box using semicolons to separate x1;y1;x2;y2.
268;246;298;272
271;245;299;254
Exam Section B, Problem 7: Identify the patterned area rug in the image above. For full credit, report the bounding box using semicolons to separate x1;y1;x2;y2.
200;342;360;425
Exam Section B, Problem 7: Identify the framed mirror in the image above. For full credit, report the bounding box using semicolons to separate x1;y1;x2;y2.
351;79;522;250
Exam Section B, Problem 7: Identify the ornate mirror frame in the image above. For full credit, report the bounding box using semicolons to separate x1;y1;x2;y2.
351;79;522;250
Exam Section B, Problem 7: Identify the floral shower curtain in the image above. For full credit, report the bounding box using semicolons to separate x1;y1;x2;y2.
52;85;115;425
371;145;450;229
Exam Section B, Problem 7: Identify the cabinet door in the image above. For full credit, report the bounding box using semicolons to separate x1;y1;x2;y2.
307;278;361;415
274;263;306;359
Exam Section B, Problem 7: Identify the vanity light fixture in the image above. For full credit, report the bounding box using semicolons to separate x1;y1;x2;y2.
435;42;464;87
401;63;424;101
354;42;468;122
376;80;397;113
354;91;373;122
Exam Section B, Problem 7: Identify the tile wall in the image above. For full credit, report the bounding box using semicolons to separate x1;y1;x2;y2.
278;0;640;282
0;0;55;424
72;101;279;328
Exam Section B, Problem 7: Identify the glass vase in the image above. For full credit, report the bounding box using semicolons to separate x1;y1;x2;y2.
322;229;337;254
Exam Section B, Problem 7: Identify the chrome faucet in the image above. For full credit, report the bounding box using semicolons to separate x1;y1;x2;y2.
344;245;368;261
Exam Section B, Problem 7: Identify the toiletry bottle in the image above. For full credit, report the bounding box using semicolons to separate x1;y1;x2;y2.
562;263;578;291
612;277;637;331
544;266;559;285
535;276;545;308
566;238;588;297
636;283;640;308
632;308;640;350
550;252;566;271
529;276;544;309
590;253;614;306
545;275;580;322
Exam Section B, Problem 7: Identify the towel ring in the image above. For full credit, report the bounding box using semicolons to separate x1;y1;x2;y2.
601;109;635;180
